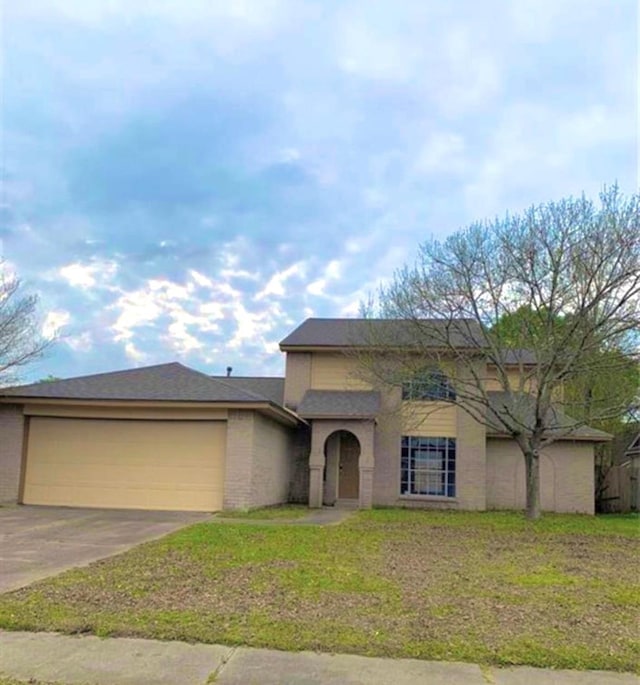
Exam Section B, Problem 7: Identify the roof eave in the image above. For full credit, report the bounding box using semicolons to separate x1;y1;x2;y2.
2;395;305;427
299;414;378;421
279;344;487;353
487;431;613;443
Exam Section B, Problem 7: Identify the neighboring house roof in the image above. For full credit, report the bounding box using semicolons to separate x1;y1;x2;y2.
0;362;275;404
297;390;381;419
494;349;537;365
280;318;485;349
486;391;612;442
211;376;285;405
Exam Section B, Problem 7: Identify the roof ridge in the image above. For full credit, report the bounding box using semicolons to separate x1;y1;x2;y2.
211;375;284;380
3;361;185;392
205;374;273;403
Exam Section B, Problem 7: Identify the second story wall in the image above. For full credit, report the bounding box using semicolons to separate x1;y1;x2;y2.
309;352;372;391
283;352;312;410
401;401;457;437
485;365;537;393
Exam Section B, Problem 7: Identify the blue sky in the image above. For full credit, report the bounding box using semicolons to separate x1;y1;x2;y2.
2;0;637;381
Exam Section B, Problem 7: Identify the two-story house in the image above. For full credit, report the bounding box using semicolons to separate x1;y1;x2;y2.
0;318;609;514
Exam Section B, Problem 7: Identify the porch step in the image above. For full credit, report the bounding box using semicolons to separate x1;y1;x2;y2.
335;499;359;509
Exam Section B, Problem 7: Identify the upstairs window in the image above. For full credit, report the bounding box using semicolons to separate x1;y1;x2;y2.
402;370;456;401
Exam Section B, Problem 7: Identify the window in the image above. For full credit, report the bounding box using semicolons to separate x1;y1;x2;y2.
402;371;456;401
400;436;456;497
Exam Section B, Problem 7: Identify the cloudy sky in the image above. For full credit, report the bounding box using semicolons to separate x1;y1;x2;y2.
2;0;637;381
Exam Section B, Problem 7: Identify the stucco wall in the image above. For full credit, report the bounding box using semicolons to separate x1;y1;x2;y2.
0;404;25;503
486;438;595;514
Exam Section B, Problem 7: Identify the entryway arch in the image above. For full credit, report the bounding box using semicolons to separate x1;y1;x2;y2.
308;419;375;509
323;430;361;505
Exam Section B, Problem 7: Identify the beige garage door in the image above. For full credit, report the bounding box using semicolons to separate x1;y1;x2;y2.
23;417;226;512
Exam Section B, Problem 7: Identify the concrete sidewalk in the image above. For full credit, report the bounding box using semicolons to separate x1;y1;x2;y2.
0;631;637;685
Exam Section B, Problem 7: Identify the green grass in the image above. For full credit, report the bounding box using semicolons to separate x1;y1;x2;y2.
0;510;638;673
360;508;640;536
217;504;310;520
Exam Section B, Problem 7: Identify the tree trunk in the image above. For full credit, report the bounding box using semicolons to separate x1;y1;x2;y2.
524;449;541;520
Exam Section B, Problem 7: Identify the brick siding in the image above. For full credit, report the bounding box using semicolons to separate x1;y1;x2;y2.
0;404;25;503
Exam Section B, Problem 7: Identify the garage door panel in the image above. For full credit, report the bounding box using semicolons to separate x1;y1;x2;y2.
23;417;226;511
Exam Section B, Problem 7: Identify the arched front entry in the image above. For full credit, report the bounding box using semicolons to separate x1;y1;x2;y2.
323;430;361;505
308;419;375;509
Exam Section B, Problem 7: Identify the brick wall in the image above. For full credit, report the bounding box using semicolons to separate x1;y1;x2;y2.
0;404;25;503
250;413;294;508
371;387;403;506
223;409;297;510
486;438;595;514
288;425;311;503
454;404;487;510
222;410;255;510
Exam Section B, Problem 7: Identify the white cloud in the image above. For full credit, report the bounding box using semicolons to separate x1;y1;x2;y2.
111;290;163;342
167;320;203;354
59;259;118;289
189;269;213;288
66;331;93;352
42;310;70;338
107;268;286;363
124;341;146;364
256;262;306;299
306;259;342;297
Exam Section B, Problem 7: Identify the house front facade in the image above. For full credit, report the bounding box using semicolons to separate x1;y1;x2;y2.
0;318;610;514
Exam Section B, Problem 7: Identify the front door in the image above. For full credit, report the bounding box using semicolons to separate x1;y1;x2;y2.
338;432;360;499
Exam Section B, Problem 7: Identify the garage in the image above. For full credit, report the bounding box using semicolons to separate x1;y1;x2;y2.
23;417;227;512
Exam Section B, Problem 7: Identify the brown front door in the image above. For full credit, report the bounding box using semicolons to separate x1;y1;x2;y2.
338;433;360;499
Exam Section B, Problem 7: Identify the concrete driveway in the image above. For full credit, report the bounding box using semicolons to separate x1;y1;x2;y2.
0;505;211;593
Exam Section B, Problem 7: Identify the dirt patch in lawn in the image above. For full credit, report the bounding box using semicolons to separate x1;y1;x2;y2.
0;511;638;672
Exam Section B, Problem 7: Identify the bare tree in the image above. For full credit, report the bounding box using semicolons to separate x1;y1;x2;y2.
0;261;55;387
357;186;640;519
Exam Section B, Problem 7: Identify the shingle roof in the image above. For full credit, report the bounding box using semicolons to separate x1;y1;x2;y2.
498;350;537;365
297;390;381;419
486;391;612;442
280;318;485;349
211;376;285;405
1;363;272;404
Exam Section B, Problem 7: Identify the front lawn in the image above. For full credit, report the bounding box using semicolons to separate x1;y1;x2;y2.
0;510;638;672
